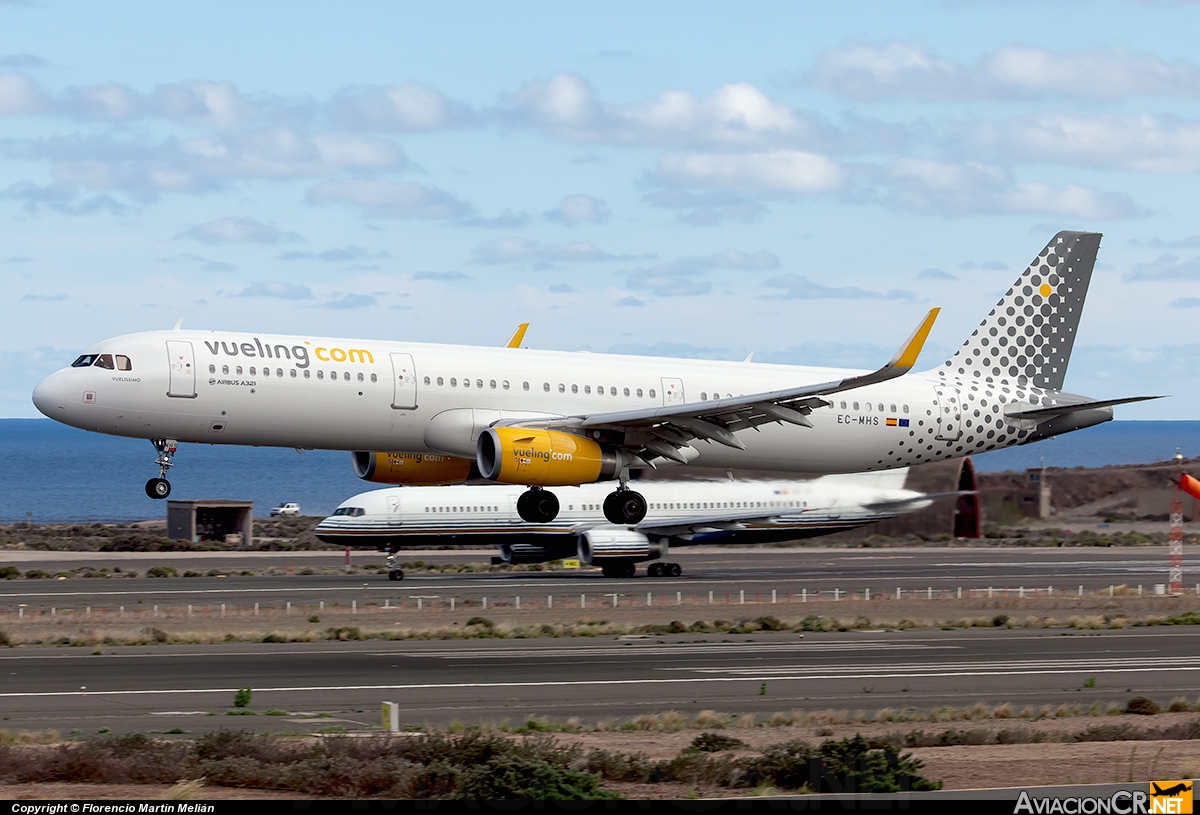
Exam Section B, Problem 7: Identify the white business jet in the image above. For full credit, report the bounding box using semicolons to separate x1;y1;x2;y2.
314;468;955;579
33;231;1156;526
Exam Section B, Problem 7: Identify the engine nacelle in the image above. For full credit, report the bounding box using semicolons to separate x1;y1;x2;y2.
477;427;628;486
577;529;667;565
352;451;473;485
497;543;575;564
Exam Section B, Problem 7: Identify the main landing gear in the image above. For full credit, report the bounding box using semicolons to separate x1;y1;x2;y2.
145;439;178;499
515;485;648;525
517;487;560;523
647;562;682;578
601;562;637;578
603;488;647;525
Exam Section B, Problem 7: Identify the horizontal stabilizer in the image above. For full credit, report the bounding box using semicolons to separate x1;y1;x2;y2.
1004;395;1164;421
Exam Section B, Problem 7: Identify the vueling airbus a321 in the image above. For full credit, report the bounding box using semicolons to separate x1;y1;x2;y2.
32;231;1157;525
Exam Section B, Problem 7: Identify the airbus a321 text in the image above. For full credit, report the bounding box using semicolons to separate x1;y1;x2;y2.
33;231;1157;524
314;469;951;580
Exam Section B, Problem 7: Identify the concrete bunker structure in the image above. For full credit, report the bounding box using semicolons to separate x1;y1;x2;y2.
167;500;253;546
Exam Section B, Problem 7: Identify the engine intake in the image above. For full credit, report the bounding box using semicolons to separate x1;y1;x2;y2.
577;529;667;565
352;451;472;485
477;427;628;486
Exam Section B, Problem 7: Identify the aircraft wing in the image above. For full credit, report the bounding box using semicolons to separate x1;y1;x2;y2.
567;507;798;537
862;490;970;512
496;308;939;465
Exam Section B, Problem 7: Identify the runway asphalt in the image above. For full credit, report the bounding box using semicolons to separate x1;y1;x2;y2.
0;626;1195;735
0;546;1187;610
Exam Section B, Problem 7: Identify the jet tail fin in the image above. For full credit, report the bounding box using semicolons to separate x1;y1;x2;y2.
942;231;1101;391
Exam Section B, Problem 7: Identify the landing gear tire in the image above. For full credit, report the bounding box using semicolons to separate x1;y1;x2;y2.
647;562;683;578
603;489;647;525
648;562;663;577
517;488;560;523
667;562;682;577
601;562;638;579
145;478;171;499
388;569;404;581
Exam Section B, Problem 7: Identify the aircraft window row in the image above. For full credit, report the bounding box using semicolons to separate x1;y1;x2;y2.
72;353;133;371
426;505;498;512
839;401;909;413
330;507;365;517
208;364;378;383
422;376;657;399
648;499;803;510
700;392;732;400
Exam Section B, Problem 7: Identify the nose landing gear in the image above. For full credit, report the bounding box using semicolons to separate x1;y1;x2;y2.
385;548;404;581
603;488;647;525
145;439;178;499
517;488;560;523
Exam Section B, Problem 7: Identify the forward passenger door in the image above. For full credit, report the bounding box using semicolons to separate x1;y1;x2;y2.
390;353;417;409
166;340;196;398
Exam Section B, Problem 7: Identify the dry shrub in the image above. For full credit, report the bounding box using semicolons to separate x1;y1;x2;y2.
992;703;1013;719
874;708;896;723
736;713;757;729
767;712;793;728
658;711;687;732
1019;706;1035;719
1169;697;1192;713
968;702;990;720
694;710;730;729
1070;616;1105;630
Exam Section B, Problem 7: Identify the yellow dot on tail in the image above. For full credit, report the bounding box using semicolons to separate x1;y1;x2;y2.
1039;283;1052;297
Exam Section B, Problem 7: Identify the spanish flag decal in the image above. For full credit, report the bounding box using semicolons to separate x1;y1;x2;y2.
886;418;898;427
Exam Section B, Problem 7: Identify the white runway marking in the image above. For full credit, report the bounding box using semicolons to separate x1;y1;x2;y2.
1;660;1197;700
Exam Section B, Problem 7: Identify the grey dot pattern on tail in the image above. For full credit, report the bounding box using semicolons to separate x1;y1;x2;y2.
944;231;1099;392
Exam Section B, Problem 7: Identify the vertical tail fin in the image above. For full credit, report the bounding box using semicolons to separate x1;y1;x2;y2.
943;231;1101;391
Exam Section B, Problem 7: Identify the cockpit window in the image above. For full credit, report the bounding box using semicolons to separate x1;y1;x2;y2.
115;355;132;371
94;354;115;370
71;354;98;367
331;507;365;517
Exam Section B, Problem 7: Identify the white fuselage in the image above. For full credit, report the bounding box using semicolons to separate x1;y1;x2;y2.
32;328;999;475
313;472;930;547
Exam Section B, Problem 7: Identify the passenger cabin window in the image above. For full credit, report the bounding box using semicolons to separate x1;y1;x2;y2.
636;388;643;397
94;354;115;370
370;373;377;383
424;376;431;385
236;366;243;375
543;382;550;392
701;392;707;400
437;377;444;386
522;381;530;391
649;388;656;398
558;383;565;393
852;401;859;410
209;364;216;374
290;369;297;378
303;370;310;379
450;378;457;387
584;385;591;394
115;355;132;371
840;401;847;409
503;380;510;390
317;370;324;380
624;387;630;397
223;365;229;375
572;384;578;394
476;379;483;389
490;380;497;389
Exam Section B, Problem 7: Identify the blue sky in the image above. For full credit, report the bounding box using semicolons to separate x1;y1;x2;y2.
3;0;1200;418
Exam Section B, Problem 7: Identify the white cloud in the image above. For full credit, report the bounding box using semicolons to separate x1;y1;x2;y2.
0;72;46;114
235;281;313;299
623;249;778;297
544;194;610;225
332;83;477;131
808;43;1200;101
642;190;769;225
472;236;623;265
149;81;250;128
653;150;846;193
1171;297;1200;308
324;293;376;309
918;267;958;281
2;129;405;196
179;216;301;245
883;158;1138;219
0;180;127;215
278;246;388;262
977;114;1200;174
305;179;471;220
762;274;915;301
502;73;831;149
1124;253;1200;281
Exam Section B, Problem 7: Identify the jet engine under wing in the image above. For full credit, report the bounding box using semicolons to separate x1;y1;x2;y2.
495;308;940;464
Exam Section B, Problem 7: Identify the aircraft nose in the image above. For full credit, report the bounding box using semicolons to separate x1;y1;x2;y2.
32;373;67;417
